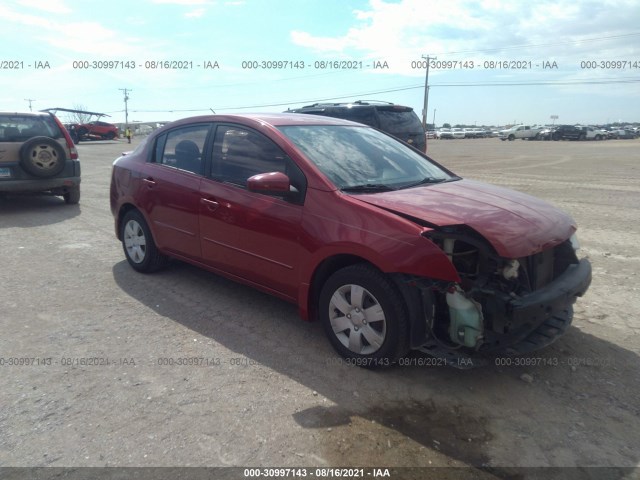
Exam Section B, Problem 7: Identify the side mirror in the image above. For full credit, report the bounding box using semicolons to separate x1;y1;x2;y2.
247;171;291;195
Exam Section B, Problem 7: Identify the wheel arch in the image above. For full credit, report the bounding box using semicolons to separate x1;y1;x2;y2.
304;253;439;346
116;203;141;240
305;254;373;322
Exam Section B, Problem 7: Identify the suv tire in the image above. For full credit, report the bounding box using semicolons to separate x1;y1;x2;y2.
63;185;80;204
19;136;66;178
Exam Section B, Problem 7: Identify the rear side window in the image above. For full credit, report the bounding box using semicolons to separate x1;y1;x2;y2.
377;109;423;134
0;115;60;142
154;124;210;175
331;107;378;127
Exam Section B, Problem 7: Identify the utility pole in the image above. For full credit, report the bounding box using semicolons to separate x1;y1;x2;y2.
421;55;435;130
119;88;131;128
433;108;437;129
24;98;35;111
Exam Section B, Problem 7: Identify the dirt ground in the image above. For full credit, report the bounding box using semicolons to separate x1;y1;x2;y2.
1;136;639;479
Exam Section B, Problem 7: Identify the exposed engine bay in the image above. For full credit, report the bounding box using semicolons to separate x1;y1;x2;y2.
412;226;591;365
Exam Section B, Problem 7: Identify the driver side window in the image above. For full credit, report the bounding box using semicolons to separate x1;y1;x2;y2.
212;126;286;186
210;125;307;203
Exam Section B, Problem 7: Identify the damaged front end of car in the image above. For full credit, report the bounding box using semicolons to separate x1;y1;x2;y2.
407;226;591;367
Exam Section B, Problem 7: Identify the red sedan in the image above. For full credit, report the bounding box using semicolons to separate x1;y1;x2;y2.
110;113;591;367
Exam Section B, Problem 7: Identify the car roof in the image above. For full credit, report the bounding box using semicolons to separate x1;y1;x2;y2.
0;111;53;118
163;112;364;129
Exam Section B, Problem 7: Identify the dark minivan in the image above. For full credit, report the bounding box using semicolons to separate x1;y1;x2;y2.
288;100;427;152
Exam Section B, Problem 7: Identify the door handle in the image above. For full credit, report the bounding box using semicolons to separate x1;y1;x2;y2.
201;198;220;211
142;177;156;187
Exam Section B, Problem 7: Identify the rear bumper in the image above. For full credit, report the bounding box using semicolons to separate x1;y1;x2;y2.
0;160;80;193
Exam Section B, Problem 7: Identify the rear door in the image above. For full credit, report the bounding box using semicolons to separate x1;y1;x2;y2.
140;123;211;260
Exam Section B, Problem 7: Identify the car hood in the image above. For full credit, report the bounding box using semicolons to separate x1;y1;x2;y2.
354;179;576;258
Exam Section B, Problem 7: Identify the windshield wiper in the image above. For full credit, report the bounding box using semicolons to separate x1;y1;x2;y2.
341;183;396;193
399;177;449;189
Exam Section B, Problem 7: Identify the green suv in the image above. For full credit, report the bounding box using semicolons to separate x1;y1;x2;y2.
0;111;80;204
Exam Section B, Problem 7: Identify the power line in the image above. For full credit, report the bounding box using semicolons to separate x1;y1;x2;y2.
128;77;639;114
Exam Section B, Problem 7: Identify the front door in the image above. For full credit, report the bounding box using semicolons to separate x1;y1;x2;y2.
198;124;306;300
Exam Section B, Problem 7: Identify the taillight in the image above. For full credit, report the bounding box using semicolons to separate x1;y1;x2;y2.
51;114;79;160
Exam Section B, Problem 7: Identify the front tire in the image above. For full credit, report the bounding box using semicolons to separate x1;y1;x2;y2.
319;264;409;367
120;210;167;273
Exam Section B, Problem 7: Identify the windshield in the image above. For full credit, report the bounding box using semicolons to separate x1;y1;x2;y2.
279;125;453;190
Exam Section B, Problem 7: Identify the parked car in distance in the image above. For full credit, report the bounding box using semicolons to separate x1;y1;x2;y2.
578;126;607;141
499;124;543;141
288;100;426;152
610;128;638;139
72;120;119;142
0;111;80;203
436;128;453;139
451;127;466;139
110;113;591;367
537;127;554;141
462;128;485;138
463;128;476;138
552;125;586;141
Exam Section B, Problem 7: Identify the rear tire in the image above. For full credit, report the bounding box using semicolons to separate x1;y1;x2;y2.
121;210;167;273
63;185;80;204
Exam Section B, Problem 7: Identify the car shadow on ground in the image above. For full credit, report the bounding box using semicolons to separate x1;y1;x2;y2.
0;194;80;227
112;259;639;478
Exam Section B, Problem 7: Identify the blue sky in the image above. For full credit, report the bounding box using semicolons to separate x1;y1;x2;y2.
1;0;639;126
